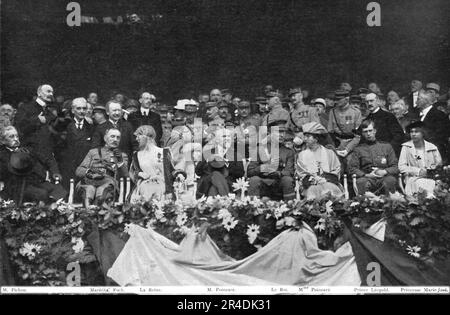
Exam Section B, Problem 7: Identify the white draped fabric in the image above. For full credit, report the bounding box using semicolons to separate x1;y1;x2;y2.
107;223;361;286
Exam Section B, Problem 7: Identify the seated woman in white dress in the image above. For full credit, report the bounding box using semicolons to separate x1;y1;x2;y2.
296;122;344;200
129;125;176;202
398;121;442;198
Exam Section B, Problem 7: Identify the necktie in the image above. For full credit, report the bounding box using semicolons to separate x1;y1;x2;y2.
77;122;82;129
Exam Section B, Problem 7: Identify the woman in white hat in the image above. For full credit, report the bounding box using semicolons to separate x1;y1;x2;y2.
296;122;343;200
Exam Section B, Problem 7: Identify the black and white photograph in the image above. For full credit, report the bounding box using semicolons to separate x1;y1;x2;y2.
0;0;449;297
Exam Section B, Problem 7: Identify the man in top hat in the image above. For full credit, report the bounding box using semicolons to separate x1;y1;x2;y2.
247;121;296;201
365;93;405;157
286;88;320;134
15;84;58;159
327;89;363;159
348;119;399;196
0;126;66;204
91;100;138;162
55;97;95;191
127;92;163;144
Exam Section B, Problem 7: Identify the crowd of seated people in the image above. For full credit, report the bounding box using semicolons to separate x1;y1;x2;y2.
1;79;449;206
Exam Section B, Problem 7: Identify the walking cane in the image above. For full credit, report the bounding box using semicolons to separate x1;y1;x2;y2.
18;178;26;206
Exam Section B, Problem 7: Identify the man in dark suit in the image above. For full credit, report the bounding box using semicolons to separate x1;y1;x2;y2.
55;97;94;190
417;91;450;163
14;84;57;157
365;93;404;157
91;100;138;162
0;126;66;204
127;92;163;145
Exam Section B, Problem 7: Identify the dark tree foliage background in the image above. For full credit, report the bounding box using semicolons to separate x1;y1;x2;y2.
1;0;449;104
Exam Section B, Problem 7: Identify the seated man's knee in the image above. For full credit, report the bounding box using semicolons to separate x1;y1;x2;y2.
24;186;49;203
249;176;262;186
248;176;263;196
383;175;397;192
280;176;295;200
280;176;294;187
49;184;68;201
355;177;369;194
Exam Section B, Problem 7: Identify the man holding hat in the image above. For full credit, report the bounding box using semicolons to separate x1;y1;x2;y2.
327;89;362;159
123;99;140;119
128;92;163;145
0;126;66;204
15;84;58;161
247;121;296;201
287;88;320;133
195;154;230;198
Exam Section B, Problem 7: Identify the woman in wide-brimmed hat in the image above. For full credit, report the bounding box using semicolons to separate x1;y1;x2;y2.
296;122;343;200
398;121;442;198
